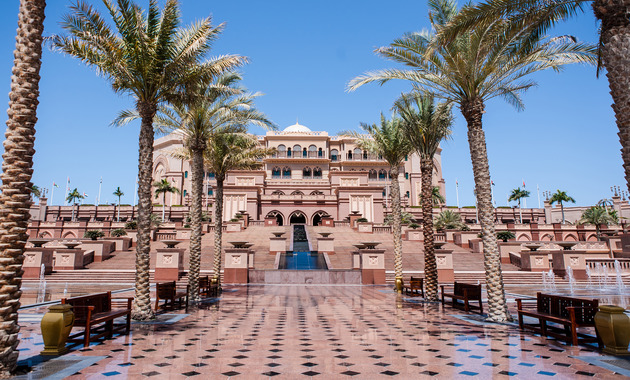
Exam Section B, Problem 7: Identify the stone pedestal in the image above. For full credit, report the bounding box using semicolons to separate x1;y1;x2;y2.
154;248;184;282
107;237;132;251
520;251;550;272
79;241;115;262
239;211;249;228
405;229;423;241
317;237;334;255
357;222;373;233
224;248;250;284
349;213;362;229
265;217;277;226
552;250;588;279
435;249;454;282
269;237;287;255
53;249;88;270
321;217;334;227
23;248;54;279
175;228;191;240
360;249;385;285
226;222;241;232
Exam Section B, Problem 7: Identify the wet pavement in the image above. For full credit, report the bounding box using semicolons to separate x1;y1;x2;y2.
15;285;630;379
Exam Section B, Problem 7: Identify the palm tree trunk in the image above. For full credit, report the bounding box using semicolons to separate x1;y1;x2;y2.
188;146;204;302
212;177;224;287
593;2;630;196
518;202;523;224
421;157;438;301
0;1;45;376
71;203;76;221
461;98;509;322
390;165;404;293
117;197;120;222
132;101;157;321
560;202;565;224
162;194;165;221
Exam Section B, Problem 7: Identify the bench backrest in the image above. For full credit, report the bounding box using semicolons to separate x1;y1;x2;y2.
409;277;423;286
536;293;599;324
199;276;209;288
453;282;481;298
61;291;112;323
156;281;177;299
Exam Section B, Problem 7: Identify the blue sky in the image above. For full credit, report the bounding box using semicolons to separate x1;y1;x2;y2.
0;1;621;208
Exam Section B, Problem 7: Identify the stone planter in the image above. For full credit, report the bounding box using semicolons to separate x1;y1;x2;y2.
41;304;74;355
594;305;630;356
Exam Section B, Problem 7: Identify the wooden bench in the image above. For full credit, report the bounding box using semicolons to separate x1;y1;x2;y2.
199;276;219;298
155;281;188;312
61;291;132;347
516;293;601;346
440;282;483;314
404;276;424;297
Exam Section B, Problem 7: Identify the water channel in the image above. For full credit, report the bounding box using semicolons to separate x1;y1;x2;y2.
279;225;327;270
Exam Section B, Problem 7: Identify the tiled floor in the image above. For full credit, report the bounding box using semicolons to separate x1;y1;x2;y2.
16;285;628;379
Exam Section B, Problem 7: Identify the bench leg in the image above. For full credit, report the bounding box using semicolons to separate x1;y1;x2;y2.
570;324;578;346
540;319;547;337
464;299;470;312
84;320;92;348
517;313;524;329
106;320;114;338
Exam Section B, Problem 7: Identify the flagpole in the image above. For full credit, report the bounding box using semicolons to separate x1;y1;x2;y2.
491;181;496;207
64;177;70;206
537;184;541;209
50;181;55;206
455;179;460;208
522;179;527;209
97;177;102;206
133;178;137;206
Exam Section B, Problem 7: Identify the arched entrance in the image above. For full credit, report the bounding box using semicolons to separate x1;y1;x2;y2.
311;210;328;226
266;210;284;226
289;211;307;225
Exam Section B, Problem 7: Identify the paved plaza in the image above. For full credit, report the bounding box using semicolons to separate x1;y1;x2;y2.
14;285;630;379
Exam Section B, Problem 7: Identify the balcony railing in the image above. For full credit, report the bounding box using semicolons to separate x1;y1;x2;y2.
345;153;382;161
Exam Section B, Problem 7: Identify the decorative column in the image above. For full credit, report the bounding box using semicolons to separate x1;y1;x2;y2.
224;247;250;283
154;241;184;282
359;247;385;285
317;233;334;255
349;211;362;229
270;232;286;255
435;242;454;282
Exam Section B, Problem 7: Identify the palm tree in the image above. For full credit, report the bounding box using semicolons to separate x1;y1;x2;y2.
347;0;596;322
395;93;453;301
0;0;46;376
205;129;275;288
113;187;124;222
508;187;530;223
52;0;245;320
153;179;180;222
148;74;274;302
30;185;41;200
549;190;576;224
66;188;85;222
597;198;613;211
579;206;618;240
438;0;630;198
434;210;468;231
341;115;414;293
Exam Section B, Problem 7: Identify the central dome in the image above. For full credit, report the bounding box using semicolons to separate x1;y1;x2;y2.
283;122;311;133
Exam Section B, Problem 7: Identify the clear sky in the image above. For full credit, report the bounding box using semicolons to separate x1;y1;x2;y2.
0;1;622;208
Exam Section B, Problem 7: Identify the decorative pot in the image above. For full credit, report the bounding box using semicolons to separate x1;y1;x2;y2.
41;304;74;355
594;305;630;356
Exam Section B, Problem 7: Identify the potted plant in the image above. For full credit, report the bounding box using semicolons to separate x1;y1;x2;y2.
496;231;515;242
84;230;105;241
111;228;127;237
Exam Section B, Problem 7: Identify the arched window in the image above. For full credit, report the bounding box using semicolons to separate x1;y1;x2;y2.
405;173;409;179
291;190;304;195
331;149;339;162
303;167;312;178
207;172;215;179
310;190;324;195
369;169;377;180
347;150;353;159
353;148;362;160
208;189;213;195
183;189;187;197
318;147;323;157
363;150;368;159
313;167;322;178
271;190;285;195
309;145;317;158
382;189;386;196
405;191;410;198
378;169;387;181
293;145;301;153
184;171;188;178
287;147;292;157
277;144;286;158
282;167;291;178
303;147;307;157
272;167;281;178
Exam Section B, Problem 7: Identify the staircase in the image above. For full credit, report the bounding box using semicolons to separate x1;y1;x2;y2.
23;269;219;285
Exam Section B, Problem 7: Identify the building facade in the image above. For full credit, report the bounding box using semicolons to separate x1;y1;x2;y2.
152;123;445;224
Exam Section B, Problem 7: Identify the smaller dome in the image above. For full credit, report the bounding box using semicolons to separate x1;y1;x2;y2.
283;122;311;133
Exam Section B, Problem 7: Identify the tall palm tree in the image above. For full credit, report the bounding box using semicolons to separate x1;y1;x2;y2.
508;187;530;223
395;93;453;301
52;0;245;320
30;185;41;200
149;74;274;302
347;0;596;322
0;0;46;376
205;129;275;288
579;205;618;240
438;0;630;198
153;179;180;222
66;188;85;222
113;187;124;222
341;115;414;293
549;190;576;224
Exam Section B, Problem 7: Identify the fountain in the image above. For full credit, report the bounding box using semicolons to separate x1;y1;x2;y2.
586;265;593;289
547;269;557;292
566;266;576;294
37;264;46;304
614;260;626;292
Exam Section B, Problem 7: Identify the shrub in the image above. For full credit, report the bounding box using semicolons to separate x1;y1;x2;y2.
229;218;239;222
84;230;105;240
356;217;369;223
409;223;420;229
496;231;516;242
111;228;127;237
124;220;137;230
